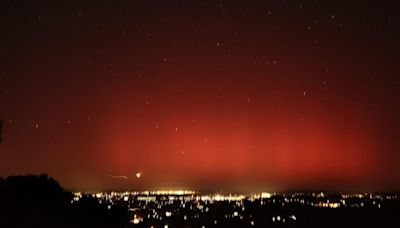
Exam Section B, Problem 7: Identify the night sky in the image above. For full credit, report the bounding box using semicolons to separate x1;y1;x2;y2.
1;0;399;191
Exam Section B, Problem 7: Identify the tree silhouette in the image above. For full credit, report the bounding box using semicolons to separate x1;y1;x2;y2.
0;174;128;228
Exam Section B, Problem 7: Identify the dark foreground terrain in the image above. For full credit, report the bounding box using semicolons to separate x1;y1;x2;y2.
0;175;128;228
1;175;399;228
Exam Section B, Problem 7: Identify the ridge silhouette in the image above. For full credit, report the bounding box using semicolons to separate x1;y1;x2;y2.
0;174;128;228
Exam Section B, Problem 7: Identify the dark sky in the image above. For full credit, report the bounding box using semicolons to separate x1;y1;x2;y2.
0;0;399;191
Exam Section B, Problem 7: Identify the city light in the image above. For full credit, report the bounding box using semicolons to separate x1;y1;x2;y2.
69;190;397;226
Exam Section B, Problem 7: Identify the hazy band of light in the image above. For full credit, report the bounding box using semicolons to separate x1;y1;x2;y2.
109;175;129;179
